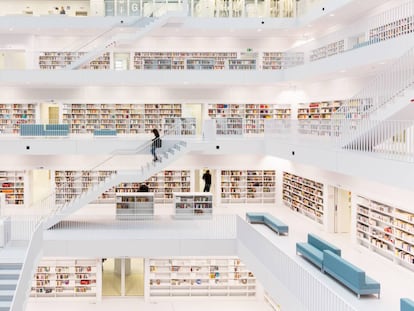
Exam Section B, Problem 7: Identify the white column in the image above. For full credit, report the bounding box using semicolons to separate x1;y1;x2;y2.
90;0;106;16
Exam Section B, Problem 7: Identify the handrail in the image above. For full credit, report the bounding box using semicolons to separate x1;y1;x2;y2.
30;124;181;218
334;47;414;119
10;219;43;311
289;0;414;64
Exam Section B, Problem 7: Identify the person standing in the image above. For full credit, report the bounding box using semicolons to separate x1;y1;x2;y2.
60;6;66;14
151;129;160;162
202;170;212;192
138;183;149;192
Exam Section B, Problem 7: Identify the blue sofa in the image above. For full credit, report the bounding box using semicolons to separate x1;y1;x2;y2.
44;124;69;136
20;124;45;136
93;129;117;136
401;298;414;311
323;250;380;299
296;233;341;271
20;124;69;136
245;212;288;235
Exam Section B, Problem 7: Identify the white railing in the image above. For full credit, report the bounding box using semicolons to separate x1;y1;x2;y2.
237;217;356;311
264;118;414;162
291;0;414;63
47;214;237;240
215;118;244;136
334;47;414;121
10;221;43;311
340;119;414;162
163;117;197;136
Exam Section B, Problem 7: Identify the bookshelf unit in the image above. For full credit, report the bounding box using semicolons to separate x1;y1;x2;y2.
54;170;116;204
220;170;276;204
310;40;345;62
163;117;196;136
116;170;192;204
0;103;37;134
147;257;256;298
116;193;154;219
133;52;238;70
62;103;182;134
0;171;25;206
174;192;213;217
369;16;414;42
262;52;304;70
297;101;343;120
207;104;291;134
356;195;414;271
297;100;344;136
38;52;110;70
31;258;100;300
216;118;243;135
282;172;324;224
228;59;256;70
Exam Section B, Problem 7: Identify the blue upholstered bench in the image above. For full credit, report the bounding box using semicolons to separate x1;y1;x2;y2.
296;233;341;271
20;124;69;136
401;298;414;311
245;212;288;236
44;124;69;136
94;129;117;136
20;124;45;136
323;250;380;299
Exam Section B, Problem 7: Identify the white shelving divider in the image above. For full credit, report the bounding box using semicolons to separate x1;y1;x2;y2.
174;192;213;218
146;257;256;299
116;193;154;220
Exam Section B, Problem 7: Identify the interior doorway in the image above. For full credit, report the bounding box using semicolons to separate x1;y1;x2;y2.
102;258;144;296
327;186;352;233
114;53;130;70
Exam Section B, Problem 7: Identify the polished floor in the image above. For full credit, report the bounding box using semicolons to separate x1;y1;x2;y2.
25;203;414;311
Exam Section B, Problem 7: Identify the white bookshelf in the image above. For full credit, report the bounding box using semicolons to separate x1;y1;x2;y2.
116;193;154;219
207;104;291;134
147;257;256;298
0;171;25;206
216;118;244;135
39;52;110;70
0;103;37;134
174;192;212;217
62;103;182;134
310;40;345;62
262;52;304;70
282;172;324;224
369;16;414;42
54;170;116;204
116;170;192;204
220;170;276;204
31;258;101;300
356;195;414;271
163;117;196;136
133;52;238;70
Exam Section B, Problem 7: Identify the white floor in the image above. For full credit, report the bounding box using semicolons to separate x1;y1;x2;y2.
21;203;414;311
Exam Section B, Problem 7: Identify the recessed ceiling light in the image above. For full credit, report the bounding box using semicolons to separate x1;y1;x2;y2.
257;29;262;32
329;14;335;17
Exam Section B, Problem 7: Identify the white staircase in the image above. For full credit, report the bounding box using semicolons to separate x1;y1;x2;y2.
66;11;185;70
44;141;188;229
335;46;414;149
0;263;22;311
